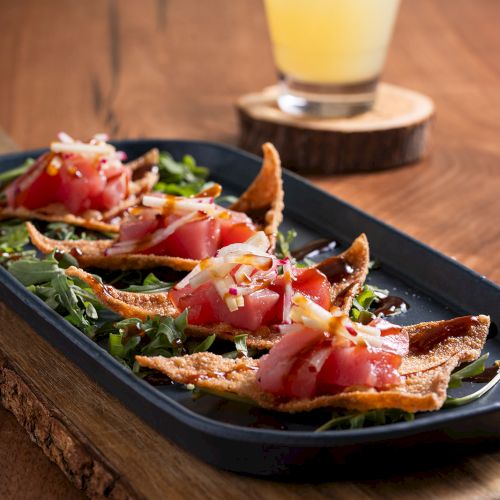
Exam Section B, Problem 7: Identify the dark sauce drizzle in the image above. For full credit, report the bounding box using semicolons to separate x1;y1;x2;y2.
374;296;409;317
318;256;354;283
292;239;414;317
464;366;499;383
410;316;479;354
292;239;337;261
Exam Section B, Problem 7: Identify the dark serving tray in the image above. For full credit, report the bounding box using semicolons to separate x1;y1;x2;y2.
0;140;499;477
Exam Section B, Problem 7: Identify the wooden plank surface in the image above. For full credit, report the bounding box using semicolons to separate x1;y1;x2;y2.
1;301;500;500
0;0;499;498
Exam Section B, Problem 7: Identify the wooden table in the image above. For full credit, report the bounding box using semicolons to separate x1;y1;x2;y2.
0;0;499;498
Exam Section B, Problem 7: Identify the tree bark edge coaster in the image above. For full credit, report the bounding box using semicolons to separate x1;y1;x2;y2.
236;83;434;175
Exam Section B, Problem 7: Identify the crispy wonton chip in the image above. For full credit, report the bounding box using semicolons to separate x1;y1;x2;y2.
136;315;490;413
27;222;199;272
64;235;370;349
28;143;284;271
65;266;283;348
315;233;369;312
230;143;284;249
0;149;160;232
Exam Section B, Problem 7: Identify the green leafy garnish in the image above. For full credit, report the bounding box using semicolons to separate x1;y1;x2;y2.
43;222;112;241
276;229;297;259
107;311;217;372
315;409;415;432
234;334;248;357
109;332;127;358
295;257;316;268
7;251;108;337
8;251;62;285
0;220;31;262
191;334;216;354
0;158;35;188
351;285;377;322
448;353;489;389
350;285;389;323
222;335;258;360
123;272;174;293
109;313;187;370
154;152;210;196
445;371;500;407
444;353;500;407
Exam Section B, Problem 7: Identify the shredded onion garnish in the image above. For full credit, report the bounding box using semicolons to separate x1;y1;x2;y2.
51;132;116;157
290;293;384;348
174;231;278;312
142;193;221;217
106;211;202;256
281;258;295;324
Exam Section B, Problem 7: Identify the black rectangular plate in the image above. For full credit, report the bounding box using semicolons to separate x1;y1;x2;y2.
0;140;499;477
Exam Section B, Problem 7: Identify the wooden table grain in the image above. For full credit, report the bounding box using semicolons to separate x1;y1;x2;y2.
0;0;499;498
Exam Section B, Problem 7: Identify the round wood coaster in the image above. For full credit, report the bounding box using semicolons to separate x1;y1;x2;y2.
237;83;434;174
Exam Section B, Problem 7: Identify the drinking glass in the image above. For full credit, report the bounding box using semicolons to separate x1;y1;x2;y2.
263;0;401;117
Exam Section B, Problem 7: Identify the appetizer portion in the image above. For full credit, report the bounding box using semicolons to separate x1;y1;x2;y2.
27;143;284;271
0;133;159;232
136;301;490;413
256;295;409;399
65;232;370;349
0;140;495;429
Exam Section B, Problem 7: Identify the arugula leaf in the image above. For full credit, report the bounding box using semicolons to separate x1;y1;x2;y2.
6;250;108;337
445;369;500;407
114;313;186;359
42;222;112;241
350;285;390;323
350;285;378;322
444;353;500;407
109;332;126;358
0;220;33;264
234;334;248;357
276;229;297;260
0;158;35;188
448;353;489;389
0;220;30;253
123;272;174;293
108;311;214;372
315;409;414;432
174;308;188;333
154;152;210;196
191;334;216;354
295;257;316;269
7;251;62;285
52;273;89;330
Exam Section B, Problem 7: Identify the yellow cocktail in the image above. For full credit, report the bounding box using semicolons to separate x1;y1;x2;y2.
264;0;400;116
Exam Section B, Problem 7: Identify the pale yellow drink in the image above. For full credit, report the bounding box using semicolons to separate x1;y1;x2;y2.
264;0;400;85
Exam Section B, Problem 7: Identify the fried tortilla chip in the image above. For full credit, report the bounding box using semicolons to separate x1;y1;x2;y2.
230;143;284;249
27;222;199;272
315;233;369;312
65;266;282;348
27;143;284;271
64;235;370;349
0;149;160;232
136;315;490;413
